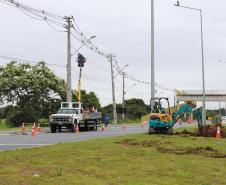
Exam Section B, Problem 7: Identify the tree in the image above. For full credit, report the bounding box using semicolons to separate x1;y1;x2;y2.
101;98;149;120
0;61;66;122
73;90;101;110
125;98;149;119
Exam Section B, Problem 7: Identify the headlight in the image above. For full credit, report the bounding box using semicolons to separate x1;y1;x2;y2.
50;117;54;122
68;117;72;122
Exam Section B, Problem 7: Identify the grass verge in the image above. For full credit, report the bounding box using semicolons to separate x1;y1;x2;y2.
0;133;226;185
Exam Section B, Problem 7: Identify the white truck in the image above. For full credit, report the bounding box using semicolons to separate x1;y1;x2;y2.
49;102;102;133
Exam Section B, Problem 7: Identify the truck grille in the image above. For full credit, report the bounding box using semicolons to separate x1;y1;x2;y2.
53;117;70;122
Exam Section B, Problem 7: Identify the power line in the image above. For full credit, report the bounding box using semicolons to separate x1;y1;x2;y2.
112;56;175;91
0;0;67;31
0;54;66;68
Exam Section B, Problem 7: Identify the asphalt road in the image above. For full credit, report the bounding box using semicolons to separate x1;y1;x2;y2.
0;123;192;151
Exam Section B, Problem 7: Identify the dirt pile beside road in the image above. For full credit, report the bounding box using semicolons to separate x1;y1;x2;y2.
175;125;226;138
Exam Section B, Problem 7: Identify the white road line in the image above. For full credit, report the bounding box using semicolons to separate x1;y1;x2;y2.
0;134;13;136
0;144;50;146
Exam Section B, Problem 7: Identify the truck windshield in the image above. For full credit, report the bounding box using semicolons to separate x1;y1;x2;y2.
58;109;78;114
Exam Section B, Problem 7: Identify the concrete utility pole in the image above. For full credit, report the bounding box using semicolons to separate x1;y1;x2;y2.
109;54;117;124
151;0;155;99
122;72;126;120
66;16;73;102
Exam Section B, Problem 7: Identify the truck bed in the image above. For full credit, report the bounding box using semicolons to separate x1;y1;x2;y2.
82;111;102;120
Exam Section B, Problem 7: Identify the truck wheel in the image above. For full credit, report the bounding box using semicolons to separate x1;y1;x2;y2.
149;127;155;134
50;125;57;133
58;126;62;133
167;127;174;135
93;123;97;131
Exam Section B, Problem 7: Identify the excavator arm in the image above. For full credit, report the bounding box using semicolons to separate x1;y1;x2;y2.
172;104;202;126
172;104;192;124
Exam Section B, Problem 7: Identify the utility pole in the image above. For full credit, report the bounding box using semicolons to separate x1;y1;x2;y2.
109;54;117;124
66;16;73;102
151;0;155;99
122;72;125;120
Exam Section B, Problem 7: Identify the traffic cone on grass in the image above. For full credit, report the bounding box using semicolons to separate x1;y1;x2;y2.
216;126;221;140
21;123;25;134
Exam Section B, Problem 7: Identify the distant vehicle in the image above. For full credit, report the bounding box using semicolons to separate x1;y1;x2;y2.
49;102;102;133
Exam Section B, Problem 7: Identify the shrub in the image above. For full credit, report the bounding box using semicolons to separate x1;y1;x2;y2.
6;111;37;127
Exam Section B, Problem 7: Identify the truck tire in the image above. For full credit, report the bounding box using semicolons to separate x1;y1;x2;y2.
50;125;57;133
167;127;174;135
58;126;62;133
93;123;97;131
149;127;155;134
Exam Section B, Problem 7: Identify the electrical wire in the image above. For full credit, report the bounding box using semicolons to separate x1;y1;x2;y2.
0;0;66;32
0;54;66;68
44;19;66;33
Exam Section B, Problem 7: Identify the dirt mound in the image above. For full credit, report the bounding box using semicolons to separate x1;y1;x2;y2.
115;139;171;147
115;139;226;158
175;125;226;138
157;146;226;158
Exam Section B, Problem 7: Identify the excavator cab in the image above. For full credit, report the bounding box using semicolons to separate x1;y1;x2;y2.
149;97;174;134
150;97;170;114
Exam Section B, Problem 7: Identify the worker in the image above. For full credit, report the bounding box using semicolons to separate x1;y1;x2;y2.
104;115;110;126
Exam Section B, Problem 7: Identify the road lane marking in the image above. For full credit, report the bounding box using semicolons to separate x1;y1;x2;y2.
0;144;50;146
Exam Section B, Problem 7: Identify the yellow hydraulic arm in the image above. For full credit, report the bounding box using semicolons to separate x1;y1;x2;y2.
77;67;82;102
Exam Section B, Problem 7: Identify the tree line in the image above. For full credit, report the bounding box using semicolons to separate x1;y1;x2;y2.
0;62;149;126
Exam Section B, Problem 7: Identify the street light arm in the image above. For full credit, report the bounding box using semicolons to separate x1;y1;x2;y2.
114;64;129;79
71;36;96;57
175;5;201;11
124;84;136;94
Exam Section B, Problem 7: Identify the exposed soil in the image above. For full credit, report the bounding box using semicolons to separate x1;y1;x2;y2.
175;126;226;138
116;139;226;158
157;146;226;158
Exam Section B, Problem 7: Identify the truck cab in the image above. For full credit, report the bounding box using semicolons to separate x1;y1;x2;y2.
49;102;102;133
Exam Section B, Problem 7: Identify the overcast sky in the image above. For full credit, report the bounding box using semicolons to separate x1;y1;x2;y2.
0;0;226;108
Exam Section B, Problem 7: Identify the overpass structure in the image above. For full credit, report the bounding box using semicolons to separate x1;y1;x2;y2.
176;90;226;102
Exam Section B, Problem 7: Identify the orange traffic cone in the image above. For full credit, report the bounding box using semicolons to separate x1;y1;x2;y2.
122;124;127;130
21;123;25;134
37;123;41;132
216;126;221;140
33;122;37;132
187;118;192;124
140;121;147;128
101;124;105;132
75;124;80;134
31;124;36;137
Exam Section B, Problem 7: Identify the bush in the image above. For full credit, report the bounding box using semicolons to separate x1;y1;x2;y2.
6;111;37;127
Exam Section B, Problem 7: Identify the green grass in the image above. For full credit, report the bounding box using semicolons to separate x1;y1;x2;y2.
0;134;226;185
0;119;48;131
